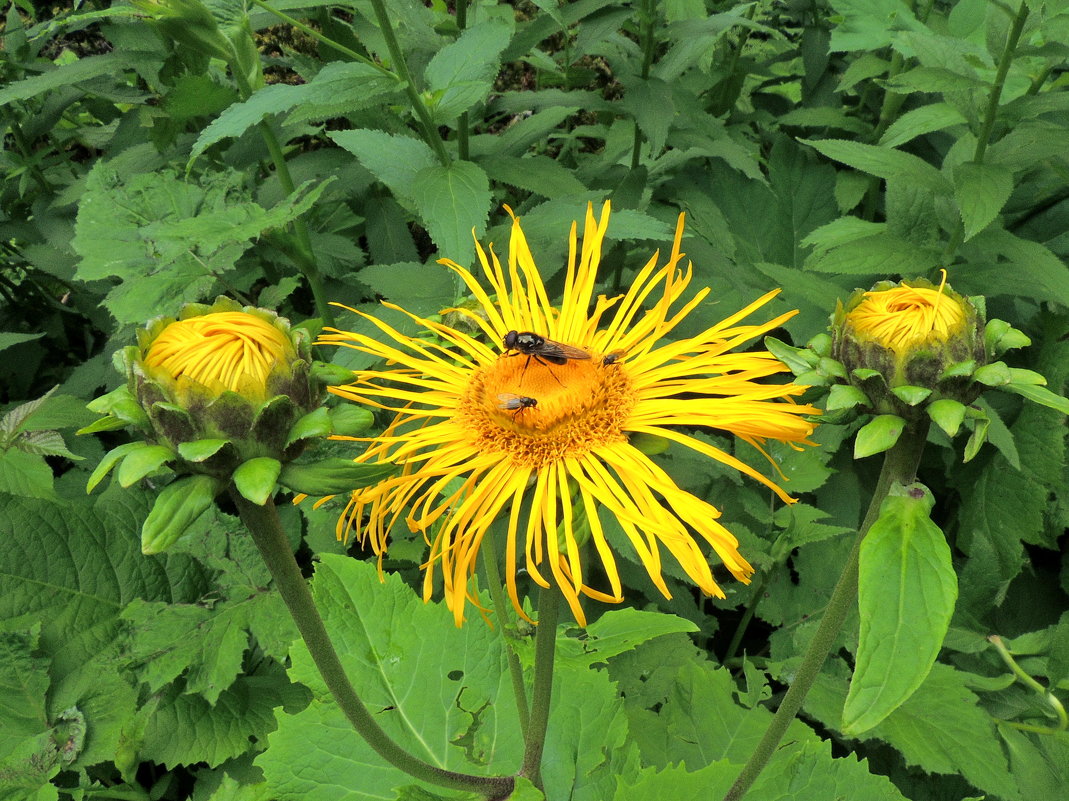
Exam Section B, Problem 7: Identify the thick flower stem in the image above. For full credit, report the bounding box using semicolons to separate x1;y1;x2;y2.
232;493;515;800
974;1;1029;164
722;422;929;801
521;584;562;790
481;531;531;738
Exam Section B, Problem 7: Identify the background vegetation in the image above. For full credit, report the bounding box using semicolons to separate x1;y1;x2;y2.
1;1;1067;800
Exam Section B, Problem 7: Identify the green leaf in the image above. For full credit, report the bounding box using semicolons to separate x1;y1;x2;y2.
412;160;492;262
277;459;397;495
826;384;869;411
177;438;229;462
763;336;819;375
191;63;403;159
953;162;1014;241
807;232;940;275
116;444;174;488
878;102;968;148
927;398;966;437
0;53;131;106
328;406;374;438
329;130;437;209
233;457;282;505
425;19;512;122
286;408;332;447
479;154;588;198
973;361;1012;386
0;332;44;352
843;484;957;733
0;449;56;500
141;676;290;769
854;414;905;458
0;629;50;742
0;493;210;767
962;229;1069;307
890;385;931;406
86;442;143;494
1000;382;1069;415
142;475;221;554
556;609;698;668
800;138;950;195
620;76;675;155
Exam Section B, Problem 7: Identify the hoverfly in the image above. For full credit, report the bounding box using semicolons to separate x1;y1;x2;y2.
502;330;591;366
497;393;538;414
602;350;625;366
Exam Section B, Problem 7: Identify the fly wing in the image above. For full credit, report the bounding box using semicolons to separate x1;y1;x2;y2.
543;339;592;362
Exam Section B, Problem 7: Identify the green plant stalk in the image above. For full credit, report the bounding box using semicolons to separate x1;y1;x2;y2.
228;67;335;326
722;421;930;801
988;635;1068;732
9;120;53;196
232;493;515;799
456;0;470;161
520;584;562;790
723;567;772;663
481;530;531;738
974;1;1030;164
248;0;386;72
366;0;452;166
629;0;658;169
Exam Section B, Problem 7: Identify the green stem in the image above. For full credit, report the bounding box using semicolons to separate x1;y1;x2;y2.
722;421;930;801
230;68;335;326
520;584;562;790
456;0;470;161
9;121;53;196
974;1;1030;164
233;494;515;799
366;0;451;166
629;0;657;169
248;0;385;71
724;568;772;663
481;530;531;738
989;635;1068;732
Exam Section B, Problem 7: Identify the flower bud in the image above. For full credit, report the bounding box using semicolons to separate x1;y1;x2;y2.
832;277;985;417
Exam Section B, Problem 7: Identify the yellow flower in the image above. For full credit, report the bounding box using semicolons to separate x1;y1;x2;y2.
319;203;819;626
144;311;294;403
845;277;965;355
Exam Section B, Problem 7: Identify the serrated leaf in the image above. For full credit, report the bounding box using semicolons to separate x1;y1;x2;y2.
0;53;131;106
844;484;957;733
0;629;50;740
14;430;81;460
329;130;437;209
878;102;968;148
953;162;1014;241
806;232;940;275
0;332;45;352
425;19;512;122
854;414;905;458
556;609;698;668
479;154;587;198
620;75;675;155
800;138;950;195
0;449;56;500
412;161;492;261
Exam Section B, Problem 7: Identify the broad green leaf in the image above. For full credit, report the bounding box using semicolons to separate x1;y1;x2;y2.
0;332;44;352
141;675;290;769
277;459;396;495
953;162;1014;241
191;63;403;159
0;449;56;500
801;138;950;195
827;0;925;52
854;415;905;458
479;154;588;198
806;232;940;275
878;102;968;148
0;629;50;742
960;229;1069;306
556;608;698;667
844;484;957;733
0;53;131;106
329;130;437;209
425;19;512;122
412;160;492;261
884;65;986;94
355;262;455;318
620;76;675;155
0;493;210;766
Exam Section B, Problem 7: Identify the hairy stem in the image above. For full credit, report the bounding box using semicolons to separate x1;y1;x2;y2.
481;530;531;738
722;422;930;801
233;494;514;799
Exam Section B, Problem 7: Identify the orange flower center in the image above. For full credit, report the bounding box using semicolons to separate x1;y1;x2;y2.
145;312;292;401
457;351;635;469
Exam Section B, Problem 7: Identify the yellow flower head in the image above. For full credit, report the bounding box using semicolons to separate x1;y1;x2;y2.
144;311;295;404
845;275;966;355
320;203;819;626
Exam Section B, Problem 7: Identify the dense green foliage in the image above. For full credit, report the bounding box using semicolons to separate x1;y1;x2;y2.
2;0;1068;800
